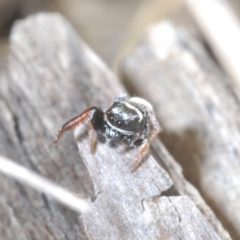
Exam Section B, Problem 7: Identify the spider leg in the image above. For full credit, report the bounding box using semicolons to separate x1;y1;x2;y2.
132;139;149;172
109;139;121;147
97;133;106;143
54;107;97;144
114;93;127;102
88;121;98;153
146;108;162;141
131;107;161;172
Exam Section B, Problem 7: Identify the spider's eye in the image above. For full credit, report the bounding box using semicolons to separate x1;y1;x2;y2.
107;111;114;120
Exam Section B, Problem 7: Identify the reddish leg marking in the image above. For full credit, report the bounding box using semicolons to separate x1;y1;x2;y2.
88;122;97;153
132;140;149;172
132;109;161;172
147;108;162;141
54;107;96;144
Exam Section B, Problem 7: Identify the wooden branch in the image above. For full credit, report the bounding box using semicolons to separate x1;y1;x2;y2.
185;0;240;96
0;155;90;213
0;13;227;239
120;21;239;240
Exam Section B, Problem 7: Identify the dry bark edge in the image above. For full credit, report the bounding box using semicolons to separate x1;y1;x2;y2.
0;13;230;240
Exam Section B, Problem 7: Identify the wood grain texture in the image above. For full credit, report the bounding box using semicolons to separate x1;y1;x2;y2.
186;0;240;96
120;21;239;240
0;13;228;239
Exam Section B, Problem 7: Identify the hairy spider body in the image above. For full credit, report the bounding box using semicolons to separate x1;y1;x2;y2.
93;101;147;146
54;94;161;171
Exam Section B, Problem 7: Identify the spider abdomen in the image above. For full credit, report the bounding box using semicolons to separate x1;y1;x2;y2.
106;102;145;133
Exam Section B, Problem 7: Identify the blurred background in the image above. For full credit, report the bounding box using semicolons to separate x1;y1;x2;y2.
0;0;238;72
0;0;184;70
1;0;240;70
0;0;240;77
1;0;240;239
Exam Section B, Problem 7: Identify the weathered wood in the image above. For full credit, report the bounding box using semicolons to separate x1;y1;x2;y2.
150;140;231;240
0;155;90;213
0;13;97;240
0;0;53;34
120;21;239;240
0;13;228;239
186;0;240;95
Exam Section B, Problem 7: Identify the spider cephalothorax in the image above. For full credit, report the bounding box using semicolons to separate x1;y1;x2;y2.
54;93;161;171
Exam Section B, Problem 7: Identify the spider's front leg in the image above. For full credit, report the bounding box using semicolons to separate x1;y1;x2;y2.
53;107;98;144
147;108;162;141
132;139;150;172
132;107;161;172
87;121;98;153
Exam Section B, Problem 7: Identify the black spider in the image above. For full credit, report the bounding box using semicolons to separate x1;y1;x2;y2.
54;93;161;171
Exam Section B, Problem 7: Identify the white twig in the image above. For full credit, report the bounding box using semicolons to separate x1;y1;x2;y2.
0;155;90;213
186;0;240;90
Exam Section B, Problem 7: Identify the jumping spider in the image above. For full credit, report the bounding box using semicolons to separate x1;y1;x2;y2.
54;93;161;171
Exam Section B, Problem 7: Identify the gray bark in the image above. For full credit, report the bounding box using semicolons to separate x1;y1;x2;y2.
120;21;239;240
0;13;230;240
